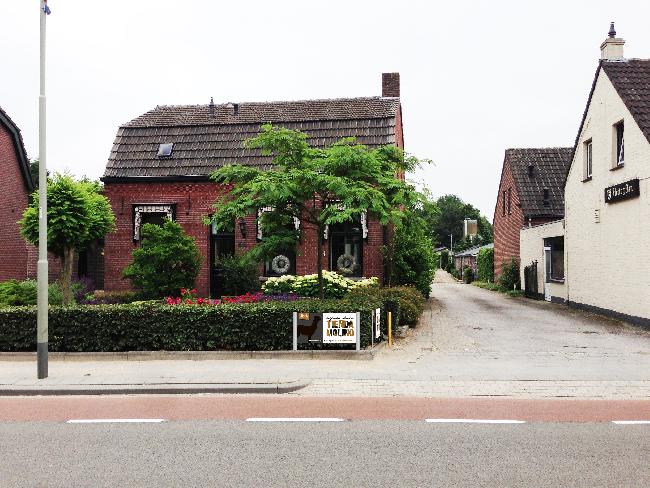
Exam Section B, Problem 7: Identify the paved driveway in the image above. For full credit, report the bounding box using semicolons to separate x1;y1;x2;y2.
423;280;650;381
301;276;650;397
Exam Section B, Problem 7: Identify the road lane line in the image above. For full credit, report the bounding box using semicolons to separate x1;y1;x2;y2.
425;419;526;424
612;420;650;425
246;418;346;422
67;419;166;424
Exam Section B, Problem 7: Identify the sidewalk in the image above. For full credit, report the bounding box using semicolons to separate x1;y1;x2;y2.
2;278;650;398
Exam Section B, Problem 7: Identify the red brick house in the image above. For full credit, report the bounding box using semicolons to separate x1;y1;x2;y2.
101;73;404;297
0;106;34;282
492;148;572;278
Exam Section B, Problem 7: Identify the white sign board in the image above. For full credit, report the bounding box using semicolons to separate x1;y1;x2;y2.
322;313;357;344
375;308;381;339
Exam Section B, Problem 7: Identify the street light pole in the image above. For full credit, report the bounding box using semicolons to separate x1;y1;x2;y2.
449;234;453;253
37;0;49;379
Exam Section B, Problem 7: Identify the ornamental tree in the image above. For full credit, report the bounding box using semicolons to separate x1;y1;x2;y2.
20;175;115;304
210;124;423;298
123;220;202;298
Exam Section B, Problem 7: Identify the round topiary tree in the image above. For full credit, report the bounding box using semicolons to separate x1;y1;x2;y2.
20;175;115;304
123;220;202;298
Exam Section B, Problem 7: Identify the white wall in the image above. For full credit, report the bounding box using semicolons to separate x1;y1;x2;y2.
564;69;650;321
520;219;565;300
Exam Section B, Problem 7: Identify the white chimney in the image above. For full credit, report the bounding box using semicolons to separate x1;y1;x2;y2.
600;22;625;60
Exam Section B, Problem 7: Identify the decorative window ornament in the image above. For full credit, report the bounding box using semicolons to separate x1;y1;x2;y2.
323;209;368;240
336;254;357;275
133;204;174;241
270;254;292;275
257;206;300;240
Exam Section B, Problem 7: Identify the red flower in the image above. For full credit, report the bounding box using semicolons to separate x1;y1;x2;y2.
180;288;187;295
197;298;204;304
190;289;197;294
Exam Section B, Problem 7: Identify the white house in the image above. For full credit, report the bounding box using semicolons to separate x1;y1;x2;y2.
562;24;650;326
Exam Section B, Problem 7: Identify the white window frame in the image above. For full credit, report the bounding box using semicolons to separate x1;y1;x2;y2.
133;204;174;241
584;139;593;179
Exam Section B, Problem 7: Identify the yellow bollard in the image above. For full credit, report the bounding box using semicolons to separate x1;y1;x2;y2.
388;311;393;347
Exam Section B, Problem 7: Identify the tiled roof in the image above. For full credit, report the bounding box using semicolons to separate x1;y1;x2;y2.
104;97;400;179
454;243;493;257
0;106;33;191
602;59;650;144
505;148;573;218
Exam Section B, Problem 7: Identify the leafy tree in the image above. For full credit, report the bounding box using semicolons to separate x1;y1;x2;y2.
20;175;115;304
433;194;492;251
210;124;422;298
123;220;202;298
388;210;436;297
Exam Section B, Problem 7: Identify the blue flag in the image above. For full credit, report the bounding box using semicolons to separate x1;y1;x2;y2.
43;1;51;15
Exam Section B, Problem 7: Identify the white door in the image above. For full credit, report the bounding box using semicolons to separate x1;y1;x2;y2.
543;247;551;302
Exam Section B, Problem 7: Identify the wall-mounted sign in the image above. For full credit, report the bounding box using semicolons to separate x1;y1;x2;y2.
323;313;357;344
605;178;640;204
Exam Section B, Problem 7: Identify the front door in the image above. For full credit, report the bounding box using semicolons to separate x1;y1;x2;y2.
543;246;552;302
210;222;235;298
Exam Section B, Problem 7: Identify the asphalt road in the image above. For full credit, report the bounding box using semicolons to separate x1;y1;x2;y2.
1;395;649;487
1;419;648;487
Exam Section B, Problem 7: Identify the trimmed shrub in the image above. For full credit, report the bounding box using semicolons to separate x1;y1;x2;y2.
477;247;494;282
123;220;202;298
0;298;385;352
462;266;474;284
79;290;141;305
216;254;261;296
0;280;63;307
349;285;424;327
498;258;521;290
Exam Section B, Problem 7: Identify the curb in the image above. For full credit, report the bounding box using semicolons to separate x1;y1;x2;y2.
0;380;310;396
0;350;376;361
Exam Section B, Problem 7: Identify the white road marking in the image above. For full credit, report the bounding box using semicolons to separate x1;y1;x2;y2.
425;419;526;424
67;419;167;424
612;420;650;425
246;418;346;422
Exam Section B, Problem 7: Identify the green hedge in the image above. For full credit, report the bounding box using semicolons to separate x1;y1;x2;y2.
477;247;494;282
0;298;388;352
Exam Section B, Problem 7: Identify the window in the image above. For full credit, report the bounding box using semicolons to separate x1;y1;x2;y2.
157;143;174;158
257;207;299;277
211;221;235;262
502;191;506;216
543;188;550;206
614;121;624;166
544;237;564;281
507;188;512;215
584;139;593;179
329;217;363;277
133;204;174;240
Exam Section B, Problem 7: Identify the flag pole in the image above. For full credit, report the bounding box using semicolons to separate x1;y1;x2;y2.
37;0;49;379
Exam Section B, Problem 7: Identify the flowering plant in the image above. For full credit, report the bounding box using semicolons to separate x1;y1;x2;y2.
164;290;299;306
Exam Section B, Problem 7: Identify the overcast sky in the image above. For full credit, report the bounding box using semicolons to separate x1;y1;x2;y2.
2;0;649;218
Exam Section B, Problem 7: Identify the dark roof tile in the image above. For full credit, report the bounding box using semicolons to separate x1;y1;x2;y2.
602;59;650;143
505;147;573;218
104;97;399;179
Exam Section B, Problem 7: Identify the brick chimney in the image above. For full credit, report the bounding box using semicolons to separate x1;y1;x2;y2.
600;22;625;60
382;72;400;97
